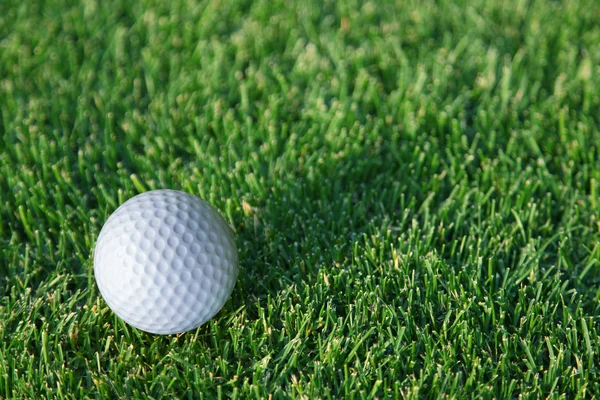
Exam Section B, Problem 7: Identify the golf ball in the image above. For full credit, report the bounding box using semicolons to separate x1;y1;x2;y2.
93;189;238;334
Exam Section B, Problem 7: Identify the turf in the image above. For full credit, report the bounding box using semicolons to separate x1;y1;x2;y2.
1;0;599;398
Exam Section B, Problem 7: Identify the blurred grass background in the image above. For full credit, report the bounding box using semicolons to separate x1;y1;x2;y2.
1;0;599;398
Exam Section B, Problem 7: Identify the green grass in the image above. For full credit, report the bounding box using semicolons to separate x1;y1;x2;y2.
1;0;599;397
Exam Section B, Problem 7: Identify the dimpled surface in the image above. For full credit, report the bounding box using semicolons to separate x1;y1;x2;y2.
94;190;238;334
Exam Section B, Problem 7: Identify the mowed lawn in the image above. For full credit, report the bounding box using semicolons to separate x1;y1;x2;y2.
1;0;599;398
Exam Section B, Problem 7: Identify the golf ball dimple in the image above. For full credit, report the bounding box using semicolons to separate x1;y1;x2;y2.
94;189;239;335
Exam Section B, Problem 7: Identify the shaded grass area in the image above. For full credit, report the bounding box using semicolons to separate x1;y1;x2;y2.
1;0;599;397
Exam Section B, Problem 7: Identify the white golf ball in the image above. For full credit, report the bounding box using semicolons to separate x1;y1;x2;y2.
93;189;238;334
